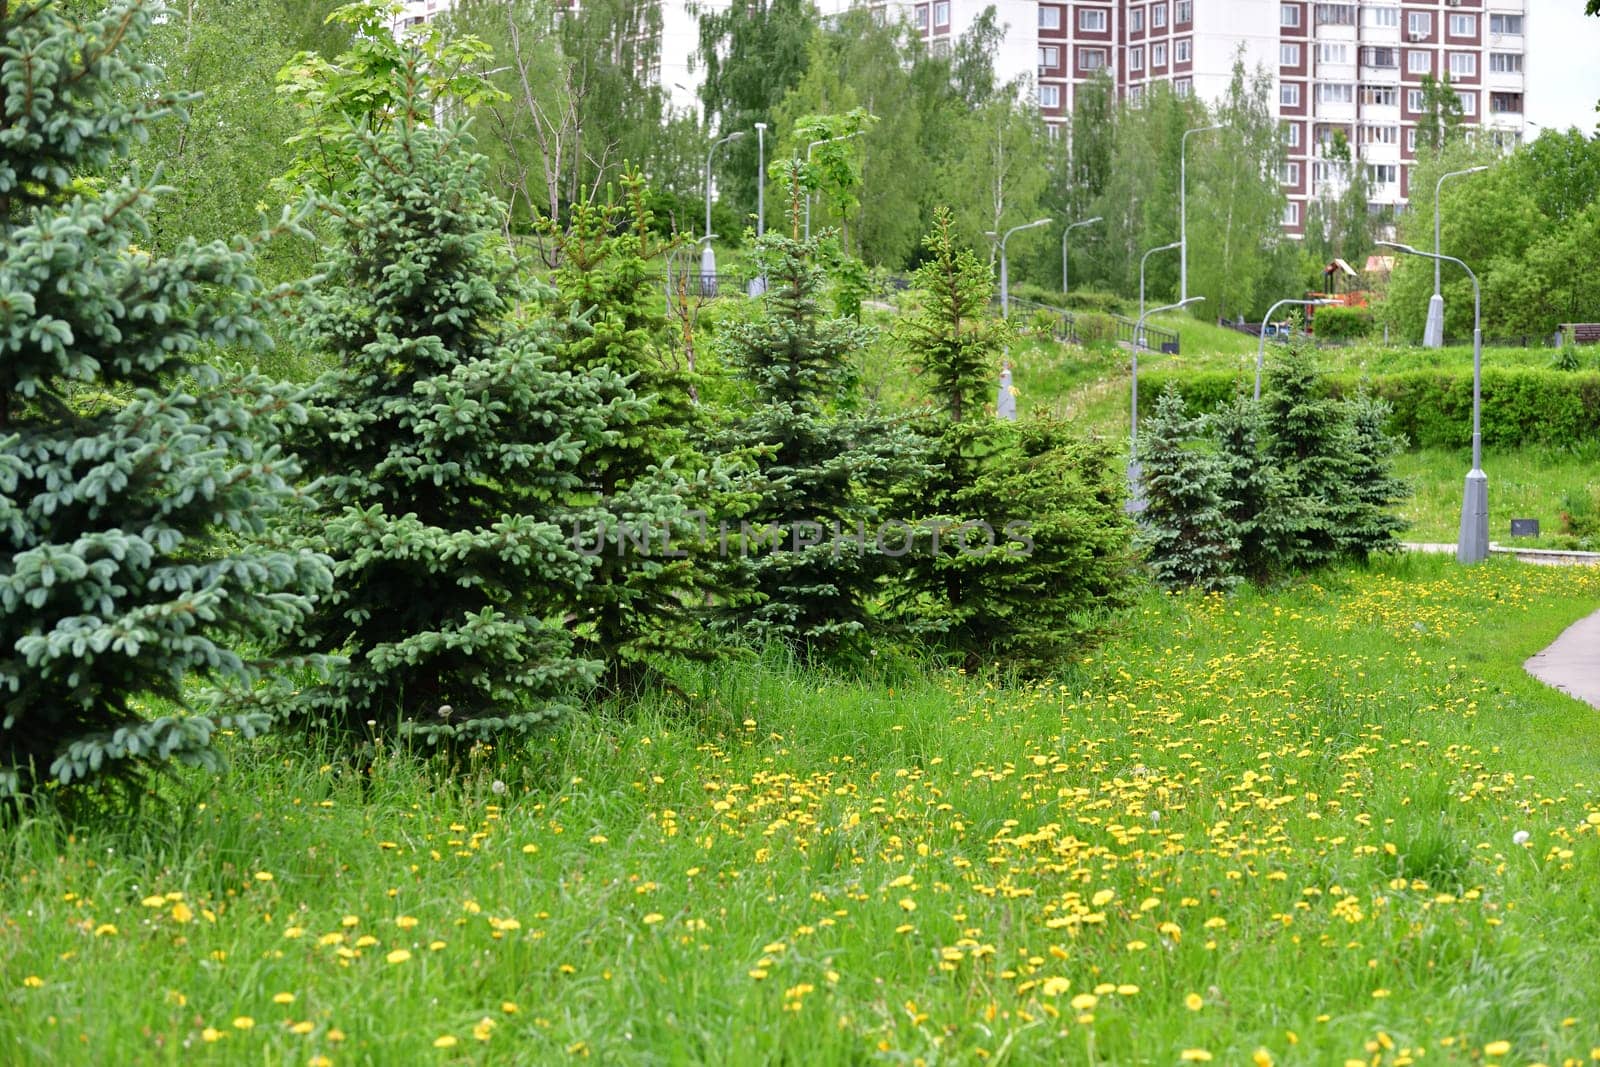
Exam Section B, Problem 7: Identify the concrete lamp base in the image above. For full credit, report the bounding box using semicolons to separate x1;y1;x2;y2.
1423;293;1445;349
1457;468;1489;564
1125;459;1146;516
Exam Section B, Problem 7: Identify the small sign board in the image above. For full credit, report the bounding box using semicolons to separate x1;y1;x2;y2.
1510;518;1540;537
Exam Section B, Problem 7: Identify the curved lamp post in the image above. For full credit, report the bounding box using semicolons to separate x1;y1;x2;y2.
1062;215;1102;295
1254;297;1339;400
702;130;746;296
1128;295;1205;513
984;217;1052;319
1423;164;1489;348
1139;240;1182;348
1180;123;1223;302
1380;239;1487;563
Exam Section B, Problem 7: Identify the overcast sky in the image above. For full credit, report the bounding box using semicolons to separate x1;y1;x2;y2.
1526;1;1600;134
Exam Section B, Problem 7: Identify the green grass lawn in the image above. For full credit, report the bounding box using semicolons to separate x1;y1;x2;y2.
1396;446;1600;548
7;557;1600;1065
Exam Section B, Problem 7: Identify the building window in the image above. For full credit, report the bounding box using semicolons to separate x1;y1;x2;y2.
1457;89;1476;115
1152;2;1167;28
1152;41;1168;66
1039;45;1059;69
1039;5;1060;30
1489;13;1523;35
913;5;928;30
1407;11;1430;37
1280;42;1302;66
1175;38;1190;63
1079;8;1107;31
1360;84;1398;106
1406;88;1425;111
1283;201;1301;226
1406;127;1417;151
1315;4;1355;26
1406;50;1431;74
1127;84;1145;105
1361;46;1398;68
1040;84;1062;108
1079;47;1108;70
1281;82;1301;107
933;0;949;26
1280;161;1301;185
1448;13;1477;37
1365;6;1398;27
1281;121;1301;147
1176;1;1191;24
1369;163;1398;185
1175;77;1193;98
1045;123;1062;142
1318;43;1348;64
1130;7;1144;31
1130;45;1145;71
1449;52;1477;77
1280;3;1300;28
1489;52;1523;73
1490;92;1523;114
1316;82;1354;104
1361;124;1398;144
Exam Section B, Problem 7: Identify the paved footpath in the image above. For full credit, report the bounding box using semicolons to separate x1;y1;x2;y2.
1526;609;1600;710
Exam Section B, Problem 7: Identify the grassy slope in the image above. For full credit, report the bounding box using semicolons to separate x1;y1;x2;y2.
6;557;1600;1065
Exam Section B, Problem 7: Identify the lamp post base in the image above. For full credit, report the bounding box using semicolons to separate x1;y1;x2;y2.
1457;468;1489;564
700;245;718;298
1125;459;1146;516
1423;293;1445;349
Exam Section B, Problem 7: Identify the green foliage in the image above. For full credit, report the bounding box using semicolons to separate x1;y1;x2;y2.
281;65;613;742
709;225;925;659
276;1;504;196
1136;387;1239;591
1341;390;1410;560
1414;73;1465;157
1311;305;1374;342
1211;392;1297;584
547;175;733;690
0;0;332;798
895;207;1011;424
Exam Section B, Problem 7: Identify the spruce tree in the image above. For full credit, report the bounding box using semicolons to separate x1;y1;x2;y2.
1261;344;1354;570
1340;390;1410;561
893;209;1138;671
1137;386;1238;592
281;60;623;742
547;175;727;690
0;0;331;797
710;179;921;658
1211;391;1296;584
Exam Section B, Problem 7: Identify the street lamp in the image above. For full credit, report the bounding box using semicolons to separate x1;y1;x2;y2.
1139;240;1182;347
1062;216;1102;295
1180;123;1224;302
983;218;1052;319
702;130;746;296
1423;164;1489;348
803;129;865;240
1254;297;1339;401
1128;295;1205;512
1379;239;1487;563
750;122;768;297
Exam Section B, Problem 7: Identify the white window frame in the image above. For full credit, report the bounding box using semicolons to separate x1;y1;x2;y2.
1281;121;1301;147
1283;201;1301;226
1175;77;1193;99
1489;52;1523;73
1407;11;1430;36
1281;82;1302;107
1152;2;1167;28
1489;14;1523;35
1039;45;1059;68
1457;89;1476;115
1040;84;1062;108
1406;126;1417;151
1175;38;1190;62
1176;1;1191;23
1078;7;1107;32
1152;41;1168;66
1449;52;1476;78
1365;6;1398;27
1280;3;1301;28
1316;82;1354;104
1280;161;1301;185
933;0;950;26
1369;163;1398;185
1039;5;1061;30
1407;50;1431;74
1318;42;1348;64
1130;45;1145;72
1079;46;1108;71
1130;7;1145;32
1448;13;1476;37
1406;88;1425;111
1281;42;1302;66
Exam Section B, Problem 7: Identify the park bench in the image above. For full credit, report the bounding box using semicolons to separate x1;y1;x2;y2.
1558;323;1600;345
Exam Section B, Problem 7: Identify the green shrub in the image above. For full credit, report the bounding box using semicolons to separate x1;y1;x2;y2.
1077;312;1120;345
1311;305;1373;342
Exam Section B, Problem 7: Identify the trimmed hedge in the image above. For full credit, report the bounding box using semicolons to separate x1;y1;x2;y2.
1310;305;1373;342
1141;368;1600;450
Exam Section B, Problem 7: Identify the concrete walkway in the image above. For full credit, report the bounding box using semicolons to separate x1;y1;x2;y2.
1526;610;1600;710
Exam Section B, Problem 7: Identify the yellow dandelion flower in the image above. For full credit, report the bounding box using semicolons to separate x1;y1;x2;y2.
94;924;118;937
1091;889;1115;907
170;901;194;924
232;1016;255;1030
254;872;274;882
201;1027;224;1043
309;1057;333;1067
433;1035;458;1048
1485;1041;1511;1058
642;913;665;925
1040;977;1071;997
340;915;360;928
1116;984;1140;995
386;949;412;964
396;916;419;929
898;898;917;912
328;1028;346;1043
141;895;166;908
272;992;296;1005
290;1020;315;1035
1253;1050;1273;1067
1069;993;1098;1012
23;976;44;989
428;940;447;951
1180;1051;1213;1062
283;926;306;940
1185;993;1204;1011
501;1001;519;1014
